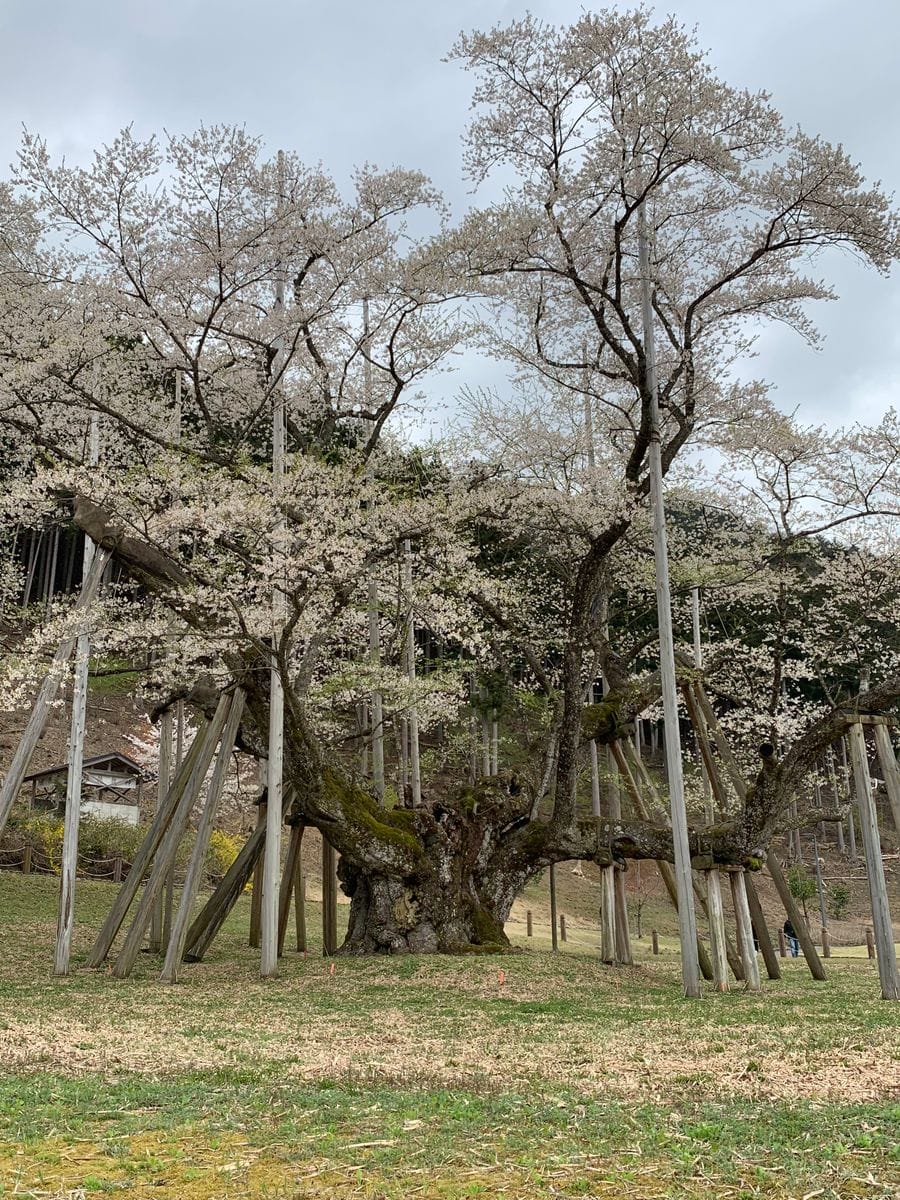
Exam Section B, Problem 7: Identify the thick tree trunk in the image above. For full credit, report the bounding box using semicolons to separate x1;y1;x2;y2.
338;860;512;954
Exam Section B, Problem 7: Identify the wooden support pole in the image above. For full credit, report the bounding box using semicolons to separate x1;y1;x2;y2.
249;788;266;948
277;819;304;957
260;663;284;977
184;825;265;962
149;708;173;952
873;723;900;836
86;724;208;969
0;547;111;838
848;721;900;1000
261;160;287;981
322;837;338;956
294;843;307;953
589;739;602;817
363;300;385;803
161;701;184;954
705;869;730;992
403;541;422;807
691;682;748;802
639;204;699;997
549;863;559;952
600;866;616;965
730;869;762;992
765;853;827;981
161;693;245;983
613;739;720;981
826;748;846;853
113;697;232;978
54;447;101;976
841;737;857;857
614;864;632;966
744;872;781;981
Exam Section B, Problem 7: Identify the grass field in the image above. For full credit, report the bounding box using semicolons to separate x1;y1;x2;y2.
0;872;898;1199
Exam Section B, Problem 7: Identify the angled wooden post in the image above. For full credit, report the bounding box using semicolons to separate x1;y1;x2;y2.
600;866;616;965
705;868;729;991
873;723;900;836
730;869;762;991
765;853;827;981
277;817;304;957
612;738;717;980
149;707;173;952
184;824;265;961
848;721;900;1000
161;692;245;983
86;722;208;969
744;872;781;980
55;414;103;976
249;788;267;948
113;697;231;977
0;547;111;838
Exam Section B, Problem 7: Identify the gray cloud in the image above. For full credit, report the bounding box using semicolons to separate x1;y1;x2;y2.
1;0;897;429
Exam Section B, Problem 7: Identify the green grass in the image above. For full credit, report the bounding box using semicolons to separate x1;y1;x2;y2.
0;872;898;1198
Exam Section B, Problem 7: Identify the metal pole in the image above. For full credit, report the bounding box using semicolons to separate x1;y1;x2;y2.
638;203;700;998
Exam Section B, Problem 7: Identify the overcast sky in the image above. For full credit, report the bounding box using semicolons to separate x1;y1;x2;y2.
1;0;898;431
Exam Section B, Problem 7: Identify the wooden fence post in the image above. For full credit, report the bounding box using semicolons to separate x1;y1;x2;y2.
778;928;787;957
113;856;123;883
526;910;533;937
651;929;659;955
865;927;876;960
559;914;567;943
22;844;32;875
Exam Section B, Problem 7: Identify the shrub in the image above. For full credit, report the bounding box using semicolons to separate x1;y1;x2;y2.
828;882;851;920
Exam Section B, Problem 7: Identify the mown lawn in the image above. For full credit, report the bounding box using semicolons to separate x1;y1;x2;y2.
0;872;898;1198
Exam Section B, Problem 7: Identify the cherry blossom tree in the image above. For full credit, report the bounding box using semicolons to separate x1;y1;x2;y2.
1;9;899;956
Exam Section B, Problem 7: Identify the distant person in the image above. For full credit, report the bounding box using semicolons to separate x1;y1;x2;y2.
783;918;800;957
